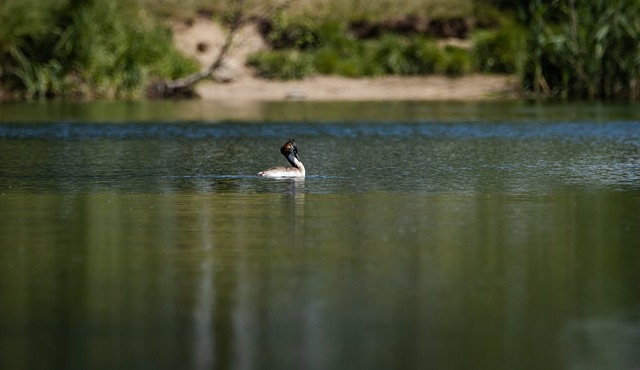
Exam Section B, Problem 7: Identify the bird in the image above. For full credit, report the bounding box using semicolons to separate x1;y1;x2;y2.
257;138;305;178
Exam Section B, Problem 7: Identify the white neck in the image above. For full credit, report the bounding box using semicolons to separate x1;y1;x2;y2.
288;154;305;176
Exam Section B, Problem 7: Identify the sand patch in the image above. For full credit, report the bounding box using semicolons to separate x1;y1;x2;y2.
195;74;515;101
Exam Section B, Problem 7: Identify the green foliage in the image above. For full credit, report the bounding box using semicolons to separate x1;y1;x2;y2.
247;50;315;80
12;0;640;101
0;0;198;99
400;38;444;75
264;12;319;49
372;35;413;75
249;20;478;79
366;35;448;76
473;22;526;74
256;14;483;78
520;0;640;100
0;0;56;57
253;0;637;100
313;46;371;77
439;46;473;76
253;17;481;79
249;0;640;101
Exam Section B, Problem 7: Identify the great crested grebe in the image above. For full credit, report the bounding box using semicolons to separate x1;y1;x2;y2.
257;138;305;178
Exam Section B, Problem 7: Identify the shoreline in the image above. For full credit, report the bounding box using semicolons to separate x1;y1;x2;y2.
0;74;518;103
195;74;518;102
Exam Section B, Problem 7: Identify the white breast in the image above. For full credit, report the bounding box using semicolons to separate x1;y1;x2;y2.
258;167;305;178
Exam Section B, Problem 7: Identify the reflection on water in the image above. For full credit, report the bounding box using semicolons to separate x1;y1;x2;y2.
0;102;639;370
2;99;640;123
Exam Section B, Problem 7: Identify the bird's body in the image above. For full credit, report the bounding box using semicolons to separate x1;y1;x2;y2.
257;138;305;178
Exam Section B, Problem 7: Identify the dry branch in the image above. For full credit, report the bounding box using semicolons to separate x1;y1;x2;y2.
146;1;246;99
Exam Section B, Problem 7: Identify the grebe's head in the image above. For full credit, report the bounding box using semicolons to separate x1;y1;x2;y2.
281;138;300;161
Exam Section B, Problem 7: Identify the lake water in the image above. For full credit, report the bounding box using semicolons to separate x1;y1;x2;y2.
0;100;639;370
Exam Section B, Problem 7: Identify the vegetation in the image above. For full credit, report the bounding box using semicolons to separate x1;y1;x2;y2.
246;14;513;79
0;0;198;99
473;20;526;74
520;0;640;100
1;0;639;101
247;50;315;80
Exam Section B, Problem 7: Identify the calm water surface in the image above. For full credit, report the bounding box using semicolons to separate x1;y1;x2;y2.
0;101;639;370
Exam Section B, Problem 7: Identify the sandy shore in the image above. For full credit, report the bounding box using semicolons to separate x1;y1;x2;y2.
195;74;516;101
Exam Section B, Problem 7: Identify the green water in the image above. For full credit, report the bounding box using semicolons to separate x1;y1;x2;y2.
0;101;639;370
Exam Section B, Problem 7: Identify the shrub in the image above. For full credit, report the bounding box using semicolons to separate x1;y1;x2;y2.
0;0;198;99
252;15;482;79
372;35;411;75
261;12;318;50
473;22;526;74
439;46;473;76
247;50;315;80
313;47;343;74
402;38;444;74
520;0;640;100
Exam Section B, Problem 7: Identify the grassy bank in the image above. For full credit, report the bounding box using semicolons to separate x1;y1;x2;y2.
1;0;639;101
245;0;640;101
0;0;198;99
246;16;524;79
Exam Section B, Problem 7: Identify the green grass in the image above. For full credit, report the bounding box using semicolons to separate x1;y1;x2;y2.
521;0;640;100
472;20;526;74
248;35;476;79
247;50;315;80
0;0;198;99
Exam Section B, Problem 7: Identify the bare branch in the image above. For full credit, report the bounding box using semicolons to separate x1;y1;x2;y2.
146;0;248;99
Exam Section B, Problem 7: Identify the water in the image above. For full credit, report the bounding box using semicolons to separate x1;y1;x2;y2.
0;101;639;370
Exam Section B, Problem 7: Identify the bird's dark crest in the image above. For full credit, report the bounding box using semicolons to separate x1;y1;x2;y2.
281;138;297;156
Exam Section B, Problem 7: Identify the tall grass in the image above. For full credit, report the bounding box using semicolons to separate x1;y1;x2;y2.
472;20;526;74
0;0;197;99
521;0;640;100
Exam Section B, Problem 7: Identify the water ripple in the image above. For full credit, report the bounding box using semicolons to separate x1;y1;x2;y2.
0;121;638;142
